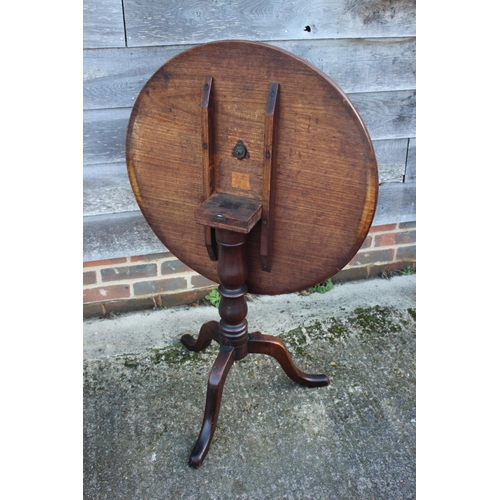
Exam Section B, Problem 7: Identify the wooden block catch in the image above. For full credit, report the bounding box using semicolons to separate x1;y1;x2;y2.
194;192;262;234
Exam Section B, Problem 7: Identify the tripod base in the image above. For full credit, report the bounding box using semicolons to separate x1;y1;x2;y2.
181;322;330;468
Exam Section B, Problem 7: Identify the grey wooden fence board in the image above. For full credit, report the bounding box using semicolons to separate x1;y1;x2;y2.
374;138;408;184
84;163;138;216
83;211;168;262
405;138;416;182
84;45;190;111
83;138;409;217
82;0;416;263
83;108;130;165
83;182;415;262
84;38;415;110
273;38;415;93
83;0;125;49
122;0;416;47
349;90;416;141
83;90;415;165
372;182;415;226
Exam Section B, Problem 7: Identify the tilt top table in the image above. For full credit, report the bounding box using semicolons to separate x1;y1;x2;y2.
126;40;378;467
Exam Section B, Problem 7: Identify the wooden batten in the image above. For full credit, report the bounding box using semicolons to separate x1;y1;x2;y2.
200;76;217;260
260;82;279;272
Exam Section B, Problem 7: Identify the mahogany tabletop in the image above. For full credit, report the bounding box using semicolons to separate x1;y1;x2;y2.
126;40;378;295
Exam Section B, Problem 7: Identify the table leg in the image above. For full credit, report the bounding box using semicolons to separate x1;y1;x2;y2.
180;320;220;352
248;332;329;387
188;345;235;468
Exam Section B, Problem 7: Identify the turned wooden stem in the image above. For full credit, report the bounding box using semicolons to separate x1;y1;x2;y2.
182;227;329;468
216;228;249;360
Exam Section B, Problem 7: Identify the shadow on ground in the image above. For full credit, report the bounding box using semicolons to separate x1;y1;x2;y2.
84;275;416;499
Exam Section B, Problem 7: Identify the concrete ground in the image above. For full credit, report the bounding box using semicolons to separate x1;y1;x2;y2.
83;274;416;500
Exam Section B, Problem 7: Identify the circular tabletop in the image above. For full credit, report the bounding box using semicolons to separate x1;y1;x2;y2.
126;41;378;295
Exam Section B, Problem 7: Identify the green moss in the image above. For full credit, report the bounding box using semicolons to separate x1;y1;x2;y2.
148;343;205;365
280;327;310;357
280;306;414;356
119;306;415;370
350;305;402;334
123;359;139;369
323;317;350;341
281;318;350;356
120;342;207;369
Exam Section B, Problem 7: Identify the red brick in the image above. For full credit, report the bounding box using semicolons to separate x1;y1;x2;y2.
161;260;190;275
133;277;187;296
399;221;416;229
374;232;397;247
103;296;159;315
395;230;416;245
130;252;172;262
359;235;373;250
333;266;368;283
82;289;214;317
349;248;395;266
83;271;97;286
101;263;157;282
84;257;127;268
369;223;397;233
191;275;218;288
83;285;130;303
396;245;416;260
160;289;212;307
368;262;405;278
83;302;105;318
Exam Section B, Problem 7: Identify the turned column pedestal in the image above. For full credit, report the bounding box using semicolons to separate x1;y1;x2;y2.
181;228;329;468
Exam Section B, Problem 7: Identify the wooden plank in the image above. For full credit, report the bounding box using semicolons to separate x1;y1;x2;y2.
405;138;416;182
83;108;130;165
373;139;408;184
83;90;415;165
200;76;217;260
83;163;138;217
84;45;190;110
122;0;416;47
372;182;416;226
260;82;280;272
84;138;410;217
84;38;415;110
83;183;415;262
349;90;416;141
83;211;168;262
83;0;125;49
200;76;215;201
273;38;416;94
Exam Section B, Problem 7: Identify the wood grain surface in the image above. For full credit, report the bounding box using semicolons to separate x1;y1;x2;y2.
126;41;378;295
84;91;415;166
83;182;416;263
122;0;416;47
83;38;416;109
83;0;125;49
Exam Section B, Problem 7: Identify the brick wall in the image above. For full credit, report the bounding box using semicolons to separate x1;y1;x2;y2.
83;221;415;318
